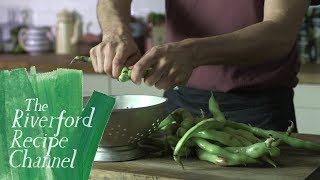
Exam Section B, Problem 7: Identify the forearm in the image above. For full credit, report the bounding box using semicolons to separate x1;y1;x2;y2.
180;0;310;67
181;21;298;67
97;0;132;37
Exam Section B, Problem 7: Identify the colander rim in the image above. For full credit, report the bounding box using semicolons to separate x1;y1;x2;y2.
83;94;168;112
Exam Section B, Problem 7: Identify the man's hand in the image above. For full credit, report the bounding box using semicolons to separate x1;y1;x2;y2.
131;42;194;90
90;31;141;78
92;0;137;78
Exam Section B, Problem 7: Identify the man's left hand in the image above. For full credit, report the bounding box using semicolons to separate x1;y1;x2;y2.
131;42;194;90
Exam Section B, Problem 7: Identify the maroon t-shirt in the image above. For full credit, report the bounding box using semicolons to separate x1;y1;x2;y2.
165;0;299;92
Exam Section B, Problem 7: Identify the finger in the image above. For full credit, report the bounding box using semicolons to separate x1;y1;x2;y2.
125;52;141;67
143;68;162;87
96;44;105;73
168;67;188;86
155;76;176;90
168;66;179;77
112;46;127;78
155;68;181;90
131;49;158;84
144;59;168;87
89;47;98;72
104;44;115;76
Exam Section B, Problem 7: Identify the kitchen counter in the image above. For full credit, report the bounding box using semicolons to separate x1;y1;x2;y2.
90;133;320;180
0;53;94;73
1;53;320;84
298;63;320;84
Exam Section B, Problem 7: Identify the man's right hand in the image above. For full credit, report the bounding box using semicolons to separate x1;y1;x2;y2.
90;31;141;79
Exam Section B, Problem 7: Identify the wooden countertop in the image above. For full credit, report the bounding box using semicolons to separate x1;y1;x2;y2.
298;63;320;84
0;53;95;73
1;53;320;84
90;133;320;180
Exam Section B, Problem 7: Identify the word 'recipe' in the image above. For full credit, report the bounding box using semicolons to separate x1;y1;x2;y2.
9;98;95;168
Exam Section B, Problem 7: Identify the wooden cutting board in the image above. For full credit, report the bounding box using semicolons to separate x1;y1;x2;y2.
90;134;320;180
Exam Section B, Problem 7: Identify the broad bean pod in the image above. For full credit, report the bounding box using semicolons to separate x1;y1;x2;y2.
193;129;242;147
193;138;258;166
226;120;320;151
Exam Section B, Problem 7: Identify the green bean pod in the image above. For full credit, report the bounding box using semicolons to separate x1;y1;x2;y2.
268;146;280;157
193;138;258;166
196;148;229;166
194;117;206;124
197;147;276;167
233;129;278;167
235;129;262;143
224;142;278;167
161;122;179;136
223;137;275;159
193;129;242;147
159;114;176;129
176;146;192;157
180;117;195;130
173;118;226;166
166;135;195;148
181;109;193;119
70;55;92;64
272;120;295;147
158;108;191;131
222;127;252;146
118;67;131;82
71;56;152;82
208;94;226;122
286;121;294;136
170;108;188;124
192;109;207;123
118;67;152;82
200;109;206;118
176;127;188;137
226;120;320;151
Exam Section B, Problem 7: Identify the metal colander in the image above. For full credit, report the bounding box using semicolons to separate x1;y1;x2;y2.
83;95;167;161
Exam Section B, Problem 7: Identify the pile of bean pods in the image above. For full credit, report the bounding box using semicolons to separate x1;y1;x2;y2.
149;95;320;168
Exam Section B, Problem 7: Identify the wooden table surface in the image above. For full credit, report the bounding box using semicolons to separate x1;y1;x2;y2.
90;134;320;180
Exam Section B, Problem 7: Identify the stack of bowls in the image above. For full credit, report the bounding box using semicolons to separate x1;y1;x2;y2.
18;26;53;55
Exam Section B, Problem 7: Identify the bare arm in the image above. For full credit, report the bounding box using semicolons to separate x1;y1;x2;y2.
91;0;141;78
97;0;132;36
131;0;311;89
185;0;311;67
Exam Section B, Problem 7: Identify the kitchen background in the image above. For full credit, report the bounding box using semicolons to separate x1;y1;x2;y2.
0;1;319;135
0;0;165;34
